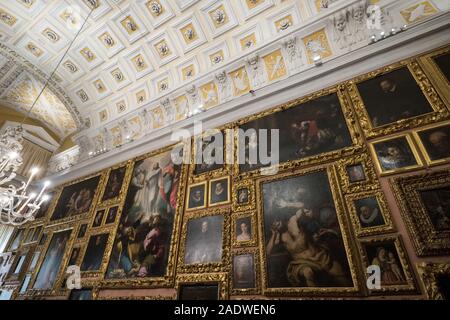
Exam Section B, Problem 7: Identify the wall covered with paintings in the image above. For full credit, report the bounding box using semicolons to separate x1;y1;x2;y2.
1;45;450;300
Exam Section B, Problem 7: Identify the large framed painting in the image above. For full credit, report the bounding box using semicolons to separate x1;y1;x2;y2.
105;147;185;287
34;191;55;220
50;175;101;222
80;233;110;272
258;167;359;295
99;164;128;204
32;229;72;291
237;88;359;176
392;169;450;256
347;61;449;139
414;121;450;166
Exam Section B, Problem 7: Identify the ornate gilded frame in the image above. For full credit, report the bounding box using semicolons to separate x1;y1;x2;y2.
368;133;424;176
185;181;207;211
358;235;417;294
231;179;256;212
345;190;395;237
100;143;189;289
176;273;229;300
177;207;231;274
234;84;364;180
346;59;449;139
4;247;31;284
231;211;257;248
97;160;132;207
79;227;114;280
256;165;362;296
417;262;450;300
337;152;378;194
391;169;450;256
230;248;261;296
412;120;450;166
208;175;231;207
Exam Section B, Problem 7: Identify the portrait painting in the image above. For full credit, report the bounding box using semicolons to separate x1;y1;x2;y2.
77;224;88;239
356;67;433;127
239;93;353;172
233;254;255;289
184;215;224;265
416;123;450;164
68;247;81;266
371;135;421;174
262;170;353;288
235;216;252;243
33;229;72;290
102;166;126;202
50;176;100;221
346;164;366;183
187;183;206;210
105;206;119;224
353;197;386;228
69;289;93;300
81;233;109;272
237;188;249;204
209;177;230;206
92;210;105;228
419;186;450;232
179;283;219;300
363;241;407;286
194;131;225;175
106;150;181;279
433;51;450;83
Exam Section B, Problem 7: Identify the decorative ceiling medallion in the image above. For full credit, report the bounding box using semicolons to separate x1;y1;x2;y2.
180;23;198;44
157;78;169;93
275;15;293;32
229;67;251;96
121;15;139;35
0;9;17;26
60;8;81;29
136;89;147;104
26;42;43;58
263;49;287;82
182;64;195;80
400;1;438;23
17;0;35;9
146;0;164;17
240;33;257;51
246;0;264;10
209;5;229;27
210;50;225;65
83;0;101;10
80;47;96;62
99;32;115;48
302;29;333;64
93;79;107;94
154;39;171;58
42;28;60;43
131;53;149;72
63;60;78;73
111;68;125;83
99;109;108;122
116;100;127;113
76;89;89;103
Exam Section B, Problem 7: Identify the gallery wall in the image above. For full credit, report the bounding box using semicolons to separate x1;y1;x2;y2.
1;44;449;300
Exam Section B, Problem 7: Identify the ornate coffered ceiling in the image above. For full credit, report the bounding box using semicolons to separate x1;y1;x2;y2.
0;0;447;159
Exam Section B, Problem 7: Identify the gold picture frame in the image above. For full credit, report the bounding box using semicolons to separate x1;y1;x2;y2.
208;176;231;207
345;190;395;237
337;152;378;194
79;228;114;279
256;165;361;296
231;248;260;295
417;262;450;300
369;133;424;176
391;169;450;256
97;161;132;207
177;207;230;274
231;211;257;248
232;179;256;212
358;235;417;294
346;59;449;139
413;120;450;166
185;181;207;211
176;273;229;300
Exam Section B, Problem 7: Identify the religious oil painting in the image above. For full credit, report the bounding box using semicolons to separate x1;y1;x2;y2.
193;131;225;175
356;67;433;127
262;170;353;288
353;197;386;229
106;150;181;279
102;166;126;202
233;254;256;289
81;233;109;272
415;123;450;164
33;229;72;290
370;135;422;174
239;93;353;172
50;176;101;221
179;283;219;300
184;215;224;265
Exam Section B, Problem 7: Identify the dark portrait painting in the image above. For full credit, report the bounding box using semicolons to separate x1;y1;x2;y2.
239;93;352;172
419;186;450;231
34;191;54;219
179;283;219;300
194;131;225;175
433;51;450;83
417;124;450;162
354;197;385;228
184;215;224;265
106;150;181;279
233;254;255;289
236;216;252;243
364;241;406;286
187;183;206;210
68;247;81;266
102;166;126;202
33;229;72;290
69;289;92;300
81;233;109;271
346;164;366;183
210;177;229;206
77;224;87;239
50;176;100;221
92;210;105;228
372;136;419;172
237;188;249;204
357;67;433;127
105;206;119;224
262;171;353;288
